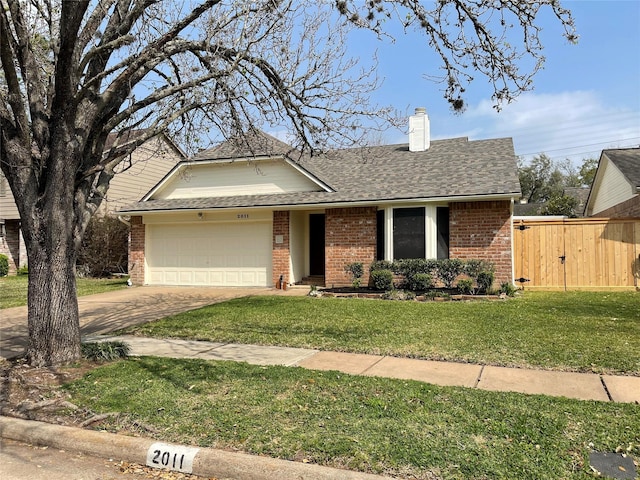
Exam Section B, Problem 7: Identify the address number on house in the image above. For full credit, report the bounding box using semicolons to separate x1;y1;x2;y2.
146;442;200;474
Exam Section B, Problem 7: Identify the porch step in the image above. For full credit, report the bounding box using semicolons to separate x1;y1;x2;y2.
297;275;325;287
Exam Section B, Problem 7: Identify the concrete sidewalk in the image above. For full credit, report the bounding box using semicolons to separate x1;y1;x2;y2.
86;334;640;403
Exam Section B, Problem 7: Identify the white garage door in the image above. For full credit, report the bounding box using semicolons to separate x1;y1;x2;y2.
146;222;272;286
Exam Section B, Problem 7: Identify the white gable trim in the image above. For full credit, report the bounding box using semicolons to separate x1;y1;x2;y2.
142;155;332;201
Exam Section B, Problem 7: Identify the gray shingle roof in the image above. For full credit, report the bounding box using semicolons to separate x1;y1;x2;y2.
604;148;640;188
120;132;521;213
191;130;298;161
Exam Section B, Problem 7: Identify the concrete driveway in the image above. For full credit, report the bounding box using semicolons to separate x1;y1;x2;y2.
0;285;306;360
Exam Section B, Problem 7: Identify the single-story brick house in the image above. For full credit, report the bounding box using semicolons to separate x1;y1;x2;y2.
119;109;522;288
584;147;640;218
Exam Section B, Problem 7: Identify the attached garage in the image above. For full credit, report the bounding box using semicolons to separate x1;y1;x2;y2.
145;221;272;286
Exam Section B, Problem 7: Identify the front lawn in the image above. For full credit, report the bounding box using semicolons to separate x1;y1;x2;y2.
0;275;129;309
121;291;640;375
65;356;640;480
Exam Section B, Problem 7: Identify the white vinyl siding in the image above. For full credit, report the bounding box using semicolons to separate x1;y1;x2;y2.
103;137;181;214
0;173;20;220
591;158;636;215
145;222;272;286
152;159;321;200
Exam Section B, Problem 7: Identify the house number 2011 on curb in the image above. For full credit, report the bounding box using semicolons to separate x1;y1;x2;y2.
146;442;200;474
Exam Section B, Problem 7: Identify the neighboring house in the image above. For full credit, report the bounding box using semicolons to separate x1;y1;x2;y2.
513;187;590;217
120;108;522;288
0;132;184;273
584;147;640;217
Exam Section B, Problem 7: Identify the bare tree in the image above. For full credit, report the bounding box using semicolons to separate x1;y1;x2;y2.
0;0;575;366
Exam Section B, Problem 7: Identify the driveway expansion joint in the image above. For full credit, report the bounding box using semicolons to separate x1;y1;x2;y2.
359;355;387;375
474;365;485;388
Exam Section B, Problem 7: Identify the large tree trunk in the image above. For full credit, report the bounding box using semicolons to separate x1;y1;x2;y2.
22;123;86;367
26;246;81;367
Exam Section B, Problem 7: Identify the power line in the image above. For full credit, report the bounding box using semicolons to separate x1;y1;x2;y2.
516;136;640;158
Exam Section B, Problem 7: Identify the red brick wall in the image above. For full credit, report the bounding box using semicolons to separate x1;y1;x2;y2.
594;196;640;218
128;216;145;285
325;207;377;287
449;200;513;285
272;211;290;287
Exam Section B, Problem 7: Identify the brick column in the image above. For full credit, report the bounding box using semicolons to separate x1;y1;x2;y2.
0;220;22;273
449;200;513;284
128;216;145;285
272;211;290;287
325;206;377;287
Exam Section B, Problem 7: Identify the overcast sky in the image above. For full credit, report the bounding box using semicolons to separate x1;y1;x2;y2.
352;0;640;165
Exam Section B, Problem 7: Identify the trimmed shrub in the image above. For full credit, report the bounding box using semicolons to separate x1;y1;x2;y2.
344;262;364;288
457;278;474;294
369;260;394;272
407;272;434;291
393;258;437;278
0;254;9;277
371;269;394;290
436;258;464;288
464;259;494;279
477;271;495;294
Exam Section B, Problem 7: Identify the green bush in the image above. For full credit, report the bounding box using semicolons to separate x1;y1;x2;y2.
436;258;464;288
370;269;394;290
0;254;9;277
344;262;364;288
457;278;474;294
407;272;434;291
499;281;518;297
81;341;130;361
464;259;494;279
393;258;437;278
16;265;28;275
370;258;496;292
369;260;394;272
477;271;495;294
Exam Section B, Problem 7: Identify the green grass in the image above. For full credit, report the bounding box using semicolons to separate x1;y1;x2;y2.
121;291;640;375
65;356;640;480
0;275;129;309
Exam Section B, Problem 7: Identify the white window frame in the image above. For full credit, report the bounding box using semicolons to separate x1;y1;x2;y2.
381;205;438;261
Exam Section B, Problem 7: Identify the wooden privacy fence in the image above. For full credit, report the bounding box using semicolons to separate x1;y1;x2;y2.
513;217;640;291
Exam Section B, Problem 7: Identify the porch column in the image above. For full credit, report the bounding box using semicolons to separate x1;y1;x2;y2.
272;211;290;287
128;216;145;285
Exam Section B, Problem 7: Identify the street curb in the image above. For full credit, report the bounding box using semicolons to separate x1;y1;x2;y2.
0;416;390;480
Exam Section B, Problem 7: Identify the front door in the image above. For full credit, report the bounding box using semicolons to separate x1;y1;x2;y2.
309;214;325;276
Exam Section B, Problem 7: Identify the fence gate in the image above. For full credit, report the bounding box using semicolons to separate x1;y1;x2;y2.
513;218;640;291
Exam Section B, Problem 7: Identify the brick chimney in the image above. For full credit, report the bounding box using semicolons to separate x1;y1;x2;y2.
409;107;430;152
